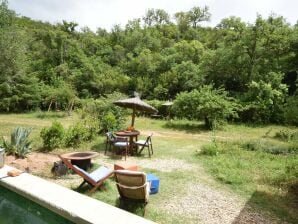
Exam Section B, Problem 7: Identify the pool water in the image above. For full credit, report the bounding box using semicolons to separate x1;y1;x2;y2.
0;186;74;224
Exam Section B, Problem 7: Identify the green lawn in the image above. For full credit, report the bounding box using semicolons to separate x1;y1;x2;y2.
0;113;297;223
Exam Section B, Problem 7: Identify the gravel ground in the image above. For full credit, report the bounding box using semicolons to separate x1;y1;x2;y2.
129;158;196;172
163;183;280;224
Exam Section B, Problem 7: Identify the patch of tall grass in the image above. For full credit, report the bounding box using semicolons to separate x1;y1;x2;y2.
198;137;298;222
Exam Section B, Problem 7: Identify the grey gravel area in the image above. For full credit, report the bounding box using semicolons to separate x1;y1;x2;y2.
163;183;280;224
129;158;196;172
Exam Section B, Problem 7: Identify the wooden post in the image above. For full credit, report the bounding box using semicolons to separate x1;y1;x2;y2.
131;107;136;127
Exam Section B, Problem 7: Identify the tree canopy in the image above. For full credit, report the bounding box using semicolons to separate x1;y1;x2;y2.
0;1;297;125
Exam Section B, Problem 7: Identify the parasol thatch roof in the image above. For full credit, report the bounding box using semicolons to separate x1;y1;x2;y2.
114;97;158;127
113;97;158;113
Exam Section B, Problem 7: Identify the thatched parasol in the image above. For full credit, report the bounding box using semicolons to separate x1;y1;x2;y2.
114;97;158;127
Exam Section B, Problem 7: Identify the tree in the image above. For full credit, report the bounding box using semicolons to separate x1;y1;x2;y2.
157;61;203;99
174;11;190;33
143;9;170;27
173;85;239;129
188;6;211;28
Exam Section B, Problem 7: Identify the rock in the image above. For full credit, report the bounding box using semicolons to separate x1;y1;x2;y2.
51;161;68;176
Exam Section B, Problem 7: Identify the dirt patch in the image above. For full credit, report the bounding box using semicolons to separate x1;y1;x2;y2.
5;152;59;174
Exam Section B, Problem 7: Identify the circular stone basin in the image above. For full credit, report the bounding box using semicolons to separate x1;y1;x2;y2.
60;151;99;160
60;151;99;170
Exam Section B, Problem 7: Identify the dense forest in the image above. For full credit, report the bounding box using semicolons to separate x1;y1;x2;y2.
0;1;297;126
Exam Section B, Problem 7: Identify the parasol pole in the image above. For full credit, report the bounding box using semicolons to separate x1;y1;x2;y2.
131;106;136;127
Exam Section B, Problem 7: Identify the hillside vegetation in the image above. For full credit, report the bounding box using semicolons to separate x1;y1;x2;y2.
0;1;297;127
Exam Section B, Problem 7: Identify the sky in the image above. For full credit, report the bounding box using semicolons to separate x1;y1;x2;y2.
7;0;298;31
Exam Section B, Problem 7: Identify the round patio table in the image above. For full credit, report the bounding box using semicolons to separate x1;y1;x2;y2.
60;151;99;170
115;130;140;155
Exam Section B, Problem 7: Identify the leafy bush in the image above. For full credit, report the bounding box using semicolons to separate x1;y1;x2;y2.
79;93;127;132
173;85;239;129
200;140;220;156
100;112;118;133
199;137;233;156
40;121;65;150
64;121;93;148
2;127;32;158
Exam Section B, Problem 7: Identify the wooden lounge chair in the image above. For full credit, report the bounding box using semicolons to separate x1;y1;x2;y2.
59;155;114;193
134;133;153;158
114;170;150;215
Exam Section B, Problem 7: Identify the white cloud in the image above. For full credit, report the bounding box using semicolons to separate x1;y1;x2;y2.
8;0;298;31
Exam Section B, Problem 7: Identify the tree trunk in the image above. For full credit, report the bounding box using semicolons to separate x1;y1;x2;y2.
48;99;53;112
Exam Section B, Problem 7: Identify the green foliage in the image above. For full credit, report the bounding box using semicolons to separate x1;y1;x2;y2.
199;138;297;185
40;121;65;150
173;85;239;129
64;121;94;148
0;1;41;112
100;112;118;133
284;94;298;126
79;93;127;132
275;129;298;142
200;138;220;156
240;72;288;123
0;3;297;127
2;127;32;158
198;137;297;222
243;139;297;155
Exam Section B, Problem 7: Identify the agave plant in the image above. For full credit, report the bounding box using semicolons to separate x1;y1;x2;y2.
3;127;32;158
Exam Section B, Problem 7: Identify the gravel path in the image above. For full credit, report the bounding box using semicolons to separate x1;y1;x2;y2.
129;158;196;172
163;183;279;224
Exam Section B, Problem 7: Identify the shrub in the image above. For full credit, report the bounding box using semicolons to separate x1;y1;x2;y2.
64;121;92;148
2;127;32;158
100;112;118;133
199;137;229;156
200;141;220;156
40;121;65;150
79;93;127;132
